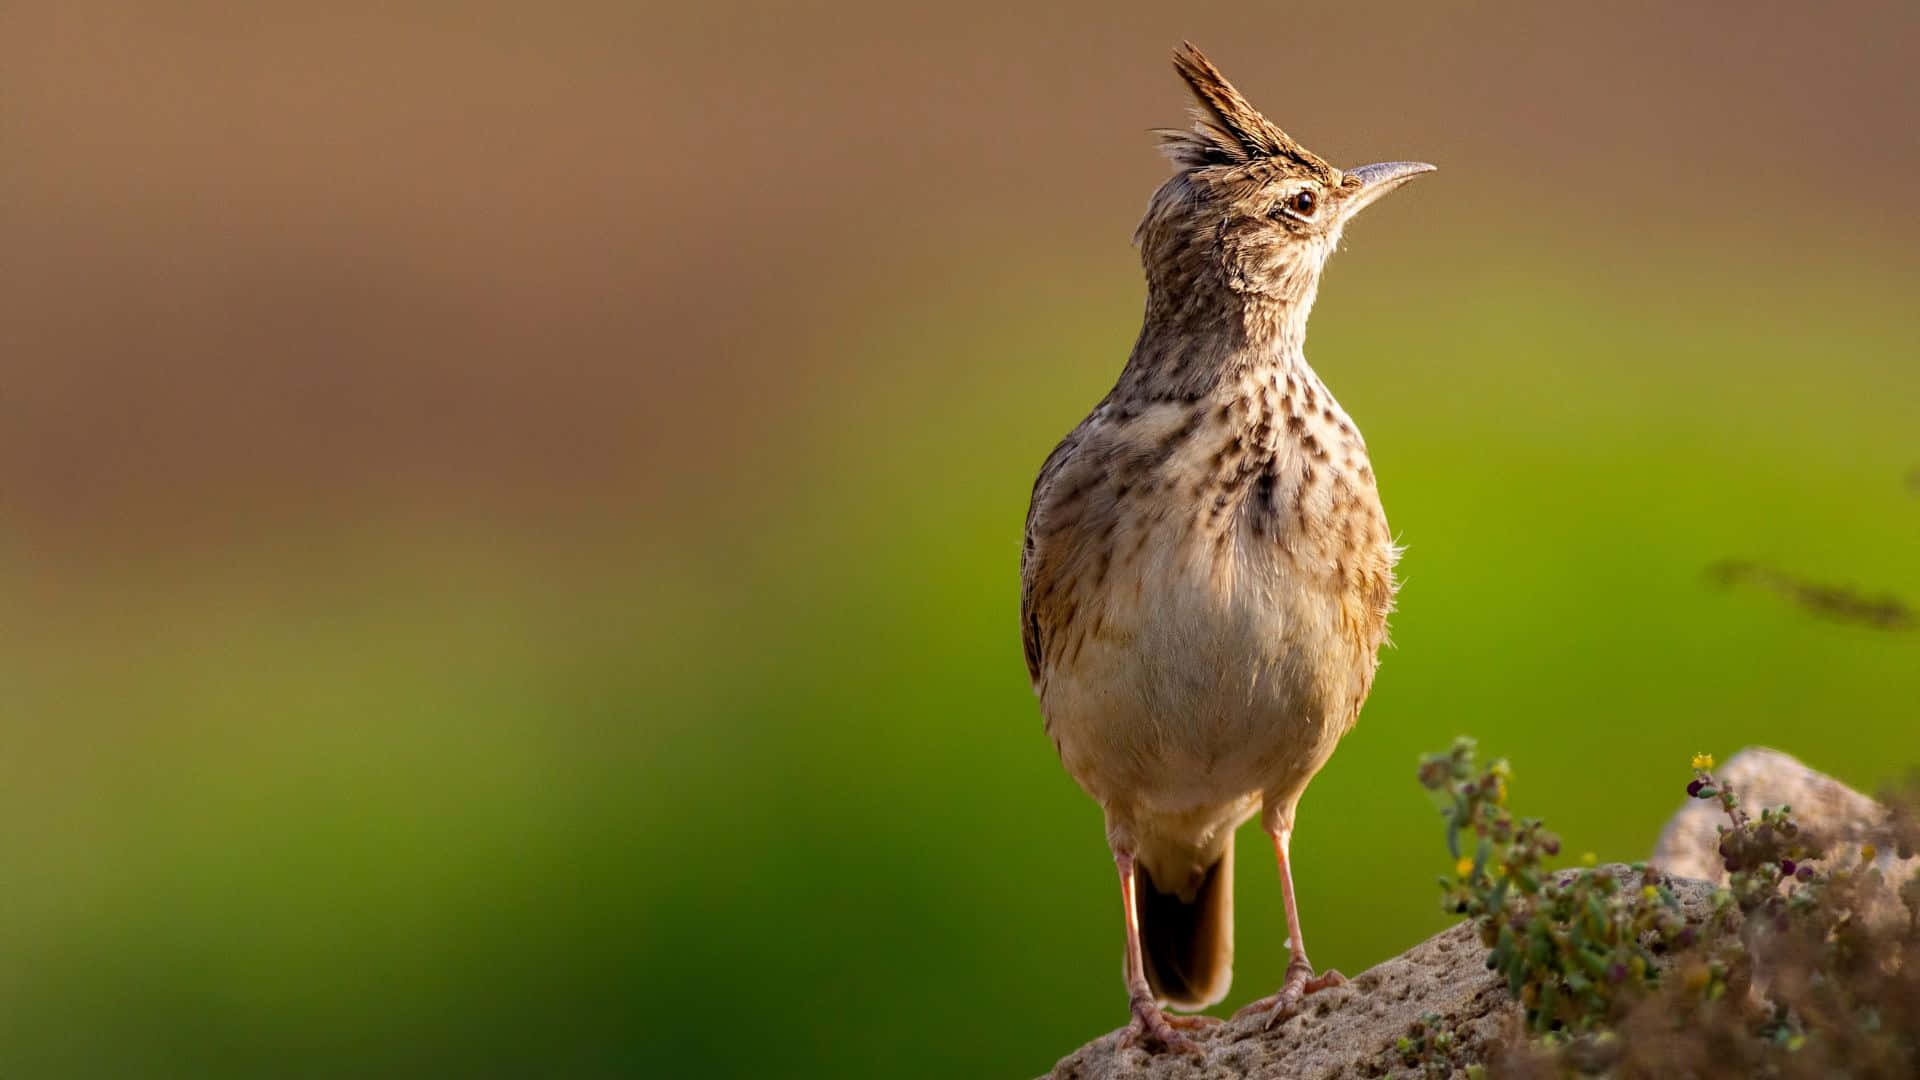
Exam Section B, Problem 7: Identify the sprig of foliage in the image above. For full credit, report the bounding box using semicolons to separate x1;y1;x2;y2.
1687;754;1824;924
1419;738;1689;1036
1392;1011;1485;1079
1424;742;1920;1078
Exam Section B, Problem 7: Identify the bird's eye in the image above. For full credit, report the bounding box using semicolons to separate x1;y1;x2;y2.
1290;190;1317;217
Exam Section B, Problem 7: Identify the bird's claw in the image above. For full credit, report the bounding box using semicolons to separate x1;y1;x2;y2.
1232;961;1347;1031
1120;999;1210;1057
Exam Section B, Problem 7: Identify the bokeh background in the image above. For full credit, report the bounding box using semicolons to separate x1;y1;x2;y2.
4;2;1918;1075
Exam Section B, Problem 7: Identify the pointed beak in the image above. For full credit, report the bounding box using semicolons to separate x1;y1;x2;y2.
1340;161;1435;218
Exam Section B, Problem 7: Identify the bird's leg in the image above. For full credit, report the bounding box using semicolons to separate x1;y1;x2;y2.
1232;827;1347;1030
1112;848;1207;1056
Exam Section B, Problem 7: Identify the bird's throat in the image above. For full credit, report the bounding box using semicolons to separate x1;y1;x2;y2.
1117;289;1315;405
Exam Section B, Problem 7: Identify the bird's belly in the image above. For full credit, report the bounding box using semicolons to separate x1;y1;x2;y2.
1043;539;1358;815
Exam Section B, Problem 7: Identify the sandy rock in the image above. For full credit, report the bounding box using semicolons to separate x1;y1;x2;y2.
1043;870;1723;1080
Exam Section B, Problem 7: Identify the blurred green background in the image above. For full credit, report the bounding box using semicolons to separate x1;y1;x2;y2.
3;2;1917;1076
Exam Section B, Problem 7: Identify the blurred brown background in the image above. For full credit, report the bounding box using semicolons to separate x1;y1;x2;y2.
7;2;1916;551
3;3;1916;1076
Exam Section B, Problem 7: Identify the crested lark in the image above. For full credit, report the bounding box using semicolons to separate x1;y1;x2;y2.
1020;44;1431;1053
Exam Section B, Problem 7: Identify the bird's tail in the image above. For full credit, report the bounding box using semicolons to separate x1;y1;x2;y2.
1136;844;1233;1010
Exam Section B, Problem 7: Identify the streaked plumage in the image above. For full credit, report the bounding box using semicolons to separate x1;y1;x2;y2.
1020;43;1430;1053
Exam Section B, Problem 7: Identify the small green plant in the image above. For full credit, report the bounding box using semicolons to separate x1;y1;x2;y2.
1606;756;1920;1077
1391;1011;1484;1078
1419;738;1689;1035
1686;754;1825;923
1423;741;1920;1077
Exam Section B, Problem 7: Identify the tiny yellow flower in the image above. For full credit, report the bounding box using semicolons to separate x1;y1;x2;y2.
1581;851;1598;867
1861;843;1878;862
1642;885;1659;900
1455;856;1474;877
1492;863;1508;878
1494;779;1508;805
1691;752;1715;771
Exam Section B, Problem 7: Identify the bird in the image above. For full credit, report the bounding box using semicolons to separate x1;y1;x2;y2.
1019;43;1431;1054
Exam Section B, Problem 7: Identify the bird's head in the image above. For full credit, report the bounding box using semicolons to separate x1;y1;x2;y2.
1136;44;1432;326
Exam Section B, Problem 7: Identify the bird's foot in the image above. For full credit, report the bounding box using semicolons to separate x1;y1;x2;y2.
1119;995;1211;1057
1231;959;1346;1031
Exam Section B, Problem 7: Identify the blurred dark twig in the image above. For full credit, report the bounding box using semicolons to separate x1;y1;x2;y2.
1707;560;1914;631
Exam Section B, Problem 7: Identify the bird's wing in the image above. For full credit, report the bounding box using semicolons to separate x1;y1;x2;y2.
1020;428;1086;690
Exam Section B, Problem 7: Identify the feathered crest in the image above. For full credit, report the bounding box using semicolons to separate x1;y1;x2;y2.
1157;43;1336;184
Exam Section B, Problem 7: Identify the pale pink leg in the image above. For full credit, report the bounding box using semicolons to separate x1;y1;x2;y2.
1232;828;1346;1030
1113;848;1208;1056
